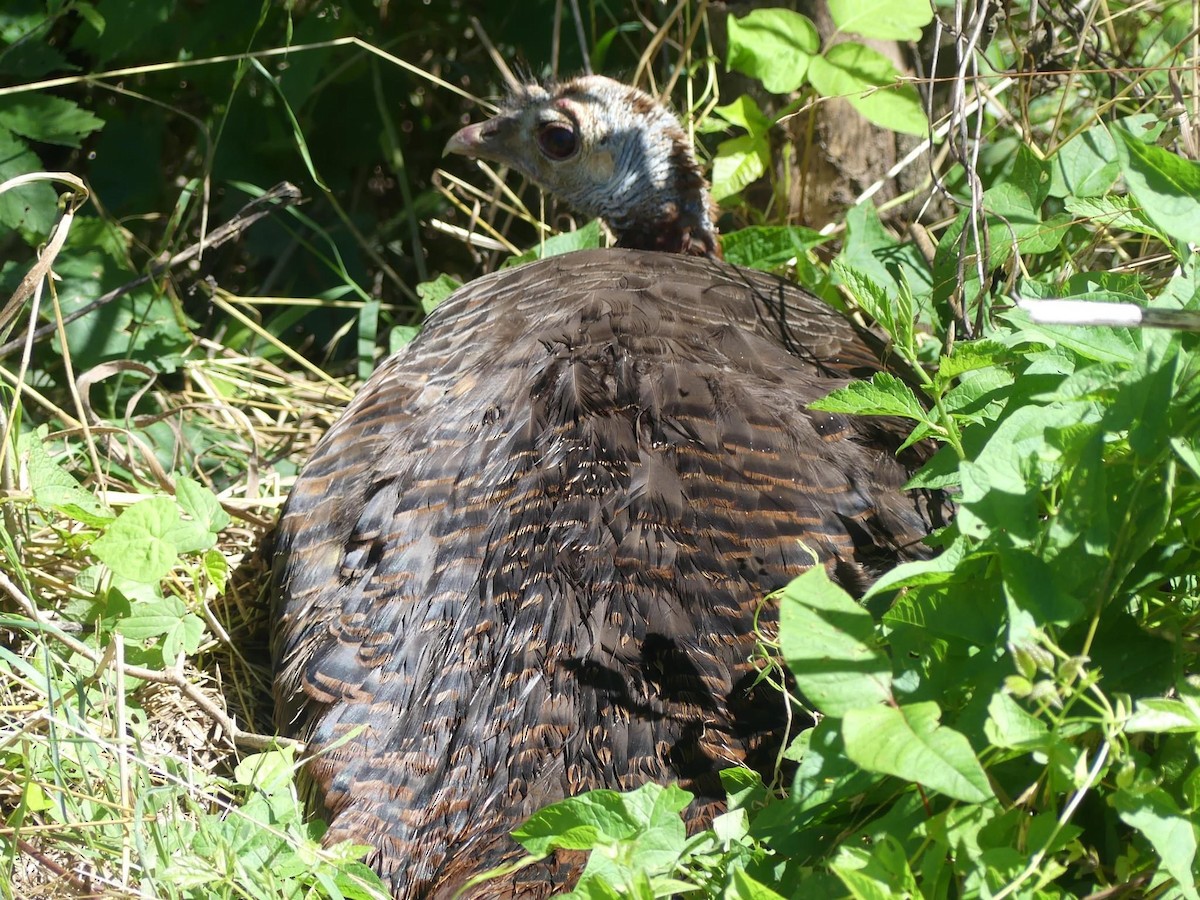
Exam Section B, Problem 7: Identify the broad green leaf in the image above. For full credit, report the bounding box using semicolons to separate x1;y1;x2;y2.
790;720;881;817
843;702;994;802
999;546;1083;629
505;220;603;267
176;478;230;533
807;43;928;136
1010;143;1054;208
941;367;1012;426
390;324;421;352
16;428;112;523
1065;194;1173;244
0;126;56;237
1126;698;1200;734
203;549;229;594
867;535;976;599
729;869;788;900
161;610;205;665
778;566;893;716
726;9;818;94
234;748;296;793
721;225;828;270
513;782;690;859
52;250;191;371
831;835;919;900
1114;128;1200;246
983;181;1070;255
885;584;1005;648
1003;304;1139;365
1112;787;1199;899
116;594;205;666
711;95;771;136
175;477;231;548
828;0;934;41
1051;124;1119;198
415;273;461;313
809;371;929;423
711;134;769;201
985;692;1051;750
91;497;181;583
838;202;933;303
0;94;104;147
567;875;624;899
957;458;1038;544
938;339;1012;381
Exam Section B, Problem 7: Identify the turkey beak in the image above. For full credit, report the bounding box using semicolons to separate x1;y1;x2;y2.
444;119;508;161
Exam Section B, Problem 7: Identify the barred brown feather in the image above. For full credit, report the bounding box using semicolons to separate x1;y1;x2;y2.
271;248;941;897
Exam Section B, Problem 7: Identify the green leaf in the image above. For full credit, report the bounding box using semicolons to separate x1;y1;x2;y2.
985;692;1051;750
74;2;107;35
513;782;691;859
390;324;421;352
1051;125;1120;198
831;835;920;899
778;566;893;716
116;594;205;666
175;477;230;547
0;126;57;237
1111;787;1199;899
828;0;934;41
505;220;603;266
809;371;929;423
358;297;380;380
711;95;771;136
1010;143;1054;208
807;43;928;136
839;202;932;302
842;701;994;802
940;338;1017;381
415;273;461;314
726;9;818;94
16;428;112;523
91;497;182;583
0;94;105;147
1003;303;1139;365
234;748;296;794
1114;128;1200;246
1126;698;1200;734
194;558;224;602
721;225;828;270
983;181;1070;255
999;546;1083;630
730;869;789;900
711;134;769;202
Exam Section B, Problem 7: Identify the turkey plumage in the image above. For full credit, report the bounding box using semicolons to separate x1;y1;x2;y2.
272;76;940;898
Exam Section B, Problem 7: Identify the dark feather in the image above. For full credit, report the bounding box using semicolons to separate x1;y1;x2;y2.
272;248;944;897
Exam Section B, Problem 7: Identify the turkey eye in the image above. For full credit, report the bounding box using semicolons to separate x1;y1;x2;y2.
537;123;578;160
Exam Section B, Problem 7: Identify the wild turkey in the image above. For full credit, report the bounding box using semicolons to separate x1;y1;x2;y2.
271;75;941;897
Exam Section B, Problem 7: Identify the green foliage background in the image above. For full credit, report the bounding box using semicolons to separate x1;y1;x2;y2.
2;1;1200;898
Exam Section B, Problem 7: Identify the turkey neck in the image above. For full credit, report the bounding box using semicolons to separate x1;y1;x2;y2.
589;107;720;258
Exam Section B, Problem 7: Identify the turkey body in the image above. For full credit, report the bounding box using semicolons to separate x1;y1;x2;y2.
271;248;937;897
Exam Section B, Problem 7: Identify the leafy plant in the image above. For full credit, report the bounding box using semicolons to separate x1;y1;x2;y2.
708;0;931;202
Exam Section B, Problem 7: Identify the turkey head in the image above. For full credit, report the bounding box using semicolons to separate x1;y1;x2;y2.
445;76;719;257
